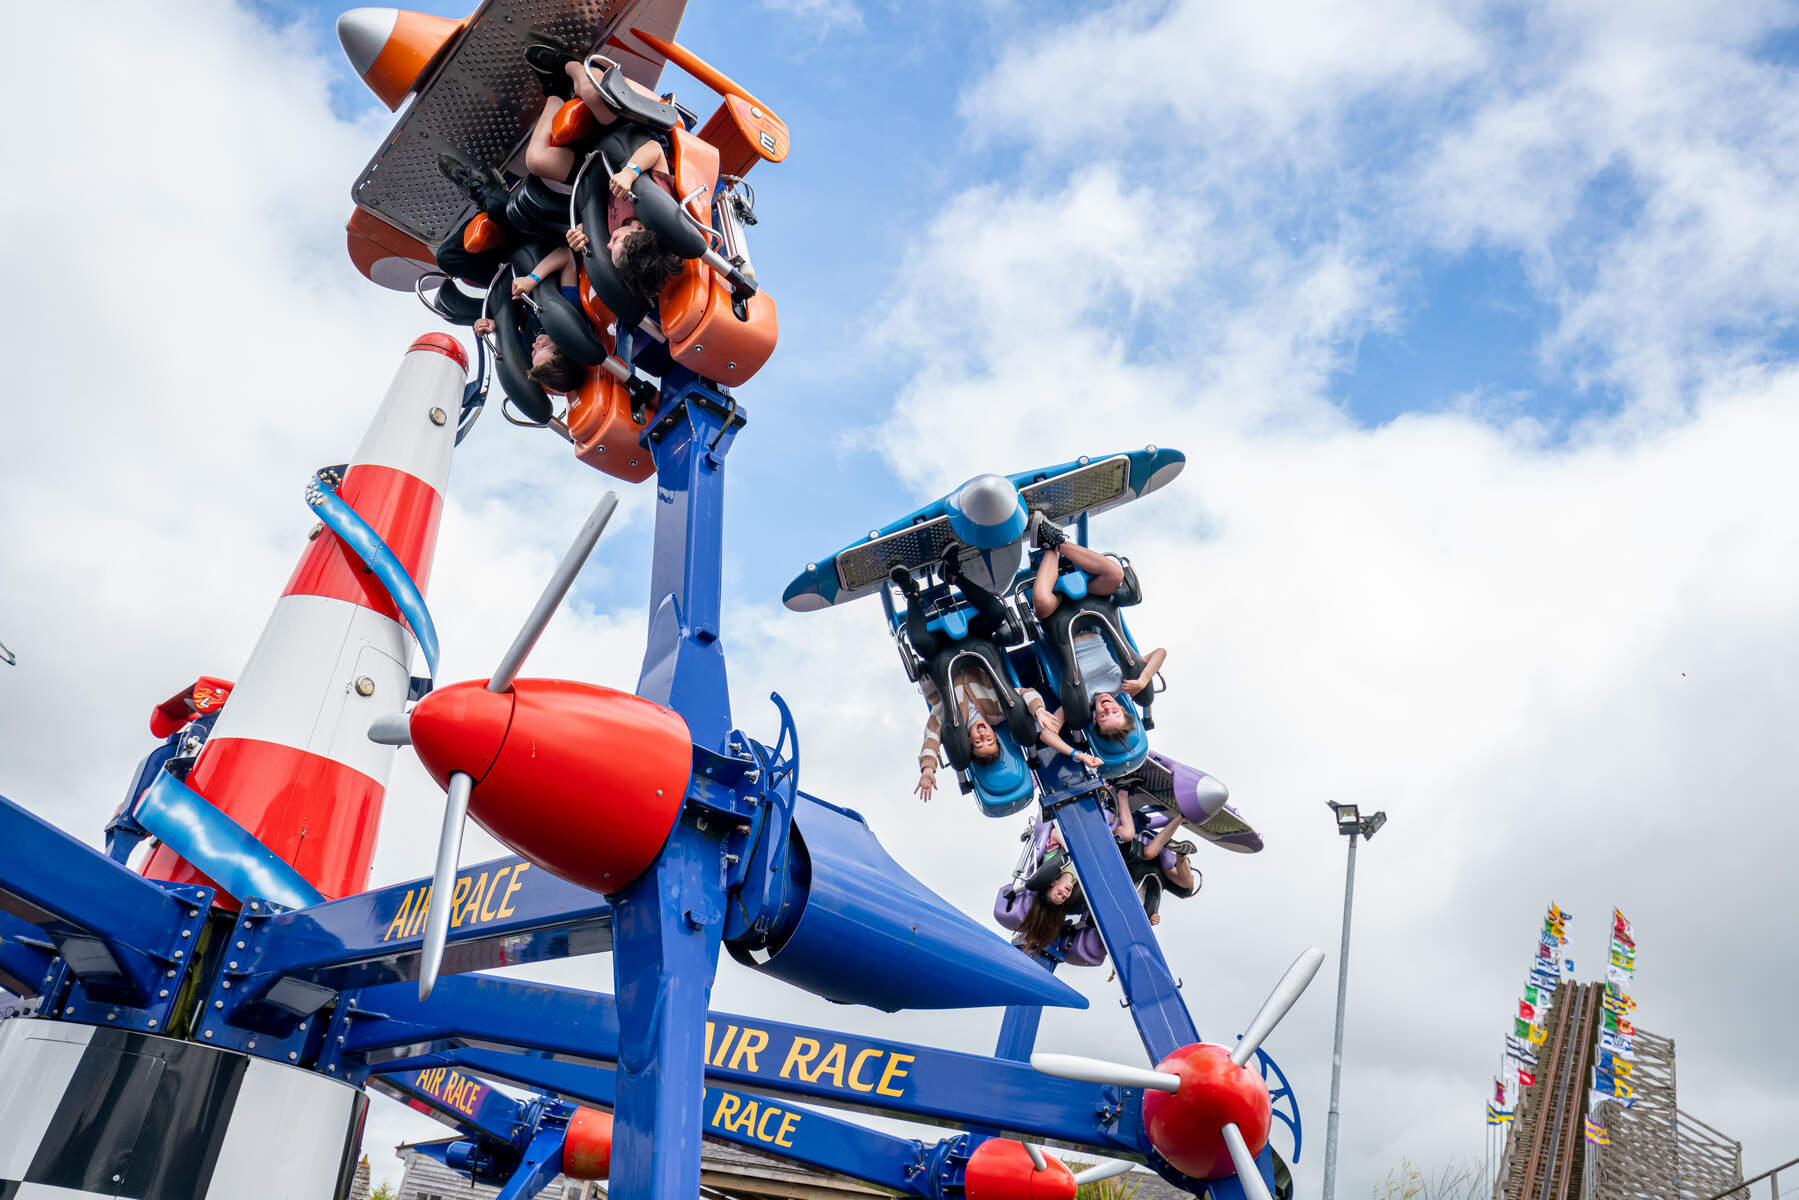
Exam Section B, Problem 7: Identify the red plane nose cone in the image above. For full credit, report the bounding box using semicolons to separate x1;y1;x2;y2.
462;679;690;895
408;680;514;786
1141;1042;1272;1180
963;1139;1077;1200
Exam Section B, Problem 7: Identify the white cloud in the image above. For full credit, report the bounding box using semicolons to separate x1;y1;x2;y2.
758;0;864;37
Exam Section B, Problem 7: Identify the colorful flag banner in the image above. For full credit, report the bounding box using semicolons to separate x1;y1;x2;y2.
1494;1078;1508;1105
1606;964;1633;990
1524;985;1542;1007
1520;999;1537;1022
1515;1017;1531;1039
1591;1088;1636;1111
1599;1031;1636;1057
1593;1071;1634;1100
1612;908;1631;938
1526;1023;1548;1045
1517;1069;1537;1087
1506;1038;1540;1067
1602;989;1635;1015
1598;1053;1632;1078
1487;1103;1515;1124
1585;1116;1610;1145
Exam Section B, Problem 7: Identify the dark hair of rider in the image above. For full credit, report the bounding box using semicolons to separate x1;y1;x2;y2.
614;228;685;302
969;739;1003;765
1019;895;1068;955
527;347;586;394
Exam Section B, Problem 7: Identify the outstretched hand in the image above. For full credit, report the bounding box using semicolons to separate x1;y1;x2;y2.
915;769;937;802
1037;707;1065;736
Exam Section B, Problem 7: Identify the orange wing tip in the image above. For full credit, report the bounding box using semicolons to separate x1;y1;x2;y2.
346;208;435;291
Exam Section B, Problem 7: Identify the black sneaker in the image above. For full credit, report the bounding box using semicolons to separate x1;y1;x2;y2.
437;155;510;217
888;565;919;597
939;542;966;578
1029;510;1067;551
1168;839;1197;857
525;41;577;100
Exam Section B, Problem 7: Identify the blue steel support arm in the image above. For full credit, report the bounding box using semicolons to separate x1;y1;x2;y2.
1041;766;1199;1059
335;973;1142;1153
495;1125;567;1200
376;1048;941;1197
208;853;612;1034
611;379;743;1200
368;1064;532;1147
0;792;209;1006
635;379;742;751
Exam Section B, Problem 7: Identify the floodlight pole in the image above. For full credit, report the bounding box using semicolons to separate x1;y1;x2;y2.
1323;803;1384;1200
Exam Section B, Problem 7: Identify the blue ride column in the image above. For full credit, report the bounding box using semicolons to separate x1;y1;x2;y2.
611;373;745;1200
1037;756;1200;1061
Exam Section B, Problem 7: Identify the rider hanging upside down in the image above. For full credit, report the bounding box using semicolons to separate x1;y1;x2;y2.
521;48;688;308
896;549;1099;802
470;243;587;396
1028;514;1166;738
1111;758;1201;899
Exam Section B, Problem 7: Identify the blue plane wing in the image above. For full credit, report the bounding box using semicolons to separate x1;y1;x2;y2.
783;446;1185;611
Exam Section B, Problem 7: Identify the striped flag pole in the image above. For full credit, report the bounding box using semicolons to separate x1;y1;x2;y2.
141;334;467;904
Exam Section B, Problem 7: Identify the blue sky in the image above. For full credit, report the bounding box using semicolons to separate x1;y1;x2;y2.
8;0;1799;1193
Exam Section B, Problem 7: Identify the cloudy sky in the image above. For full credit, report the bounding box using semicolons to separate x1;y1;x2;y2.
4;0;1798;1194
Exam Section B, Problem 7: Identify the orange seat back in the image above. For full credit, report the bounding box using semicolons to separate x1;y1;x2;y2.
567;372;656;483
463;212;502;253
667;274;778;388
668;127;721;228
657;259;711;344
551;97;598;147
577;267;621;347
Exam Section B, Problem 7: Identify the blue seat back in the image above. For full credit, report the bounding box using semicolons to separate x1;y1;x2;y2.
1088;693;1149;777
1053;570;1089;601
923;607;970;641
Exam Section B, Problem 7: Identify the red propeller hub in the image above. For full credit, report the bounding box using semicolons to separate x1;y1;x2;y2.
963;1138;1077;1200
409;678;691;895
560;1106;613;1180
1140;1042;1272;1180
408;680;513;784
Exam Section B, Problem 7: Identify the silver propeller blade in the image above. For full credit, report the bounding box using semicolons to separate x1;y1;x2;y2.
1230;946;1326;1067
1221;1123;1274;1200
1072;1161;1135;1186
1030;1052;1181;1093
488;492;619;693
1023;1142;1049;1172
418;770;473;1000
412;492;620;1003
367;712;412;746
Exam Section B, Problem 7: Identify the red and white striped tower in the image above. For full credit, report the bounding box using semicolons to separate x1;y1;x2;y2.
142;333;468;904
